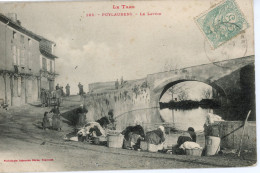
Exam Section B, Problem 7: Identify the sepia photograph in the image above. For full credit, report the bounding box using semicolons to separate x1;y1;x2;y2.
0;0;257;172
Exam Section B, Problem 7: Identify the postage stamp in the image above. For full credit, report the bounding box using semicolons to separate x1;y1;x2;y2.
195;0;249;49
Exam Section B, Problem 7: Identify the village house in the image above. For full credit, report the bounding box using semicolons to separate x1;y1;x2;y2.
0;13;58;106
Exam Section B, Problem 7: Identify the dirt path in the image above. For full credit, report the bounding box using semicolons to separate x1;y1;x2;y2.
0;96;256;172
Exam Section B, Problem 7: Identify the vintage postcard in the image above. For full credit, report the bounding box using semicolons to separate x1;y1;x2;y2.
0;0;256;172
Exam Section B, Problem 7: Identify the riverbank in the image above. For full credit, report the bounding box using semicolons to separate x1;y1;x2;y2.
0;96;256;172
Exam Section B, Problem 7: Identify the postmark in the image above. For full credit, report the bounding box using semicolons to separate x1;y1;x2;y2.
204;24;248;68
195;0;249;49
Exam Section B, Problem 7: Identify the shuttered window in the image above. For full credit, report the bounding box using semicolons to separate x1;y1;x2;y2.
28;52;32;69
20;35;24;44
50;60;53;72
17;48;20;66
13;31;16;39
28;38;32;47
42;58;47;71
52;60;55;72
47;59;50;71
18;77;21;97
40;55;42;69
20;49;26;67
12;45;16;65
27;79;32;96
14;77;18;96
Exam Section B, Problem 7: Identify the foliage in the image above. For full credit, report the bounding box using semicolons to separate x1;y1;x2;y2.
201;88;212;99
167;83;189;101
177;91;189;101
159;99;220;110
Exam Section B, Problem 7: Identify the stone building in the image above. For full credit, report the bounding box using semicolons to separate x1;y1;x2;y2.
0;13;58;106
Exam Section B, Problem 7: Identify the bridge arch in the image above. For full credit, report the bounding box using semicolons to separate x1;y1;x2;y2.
158;80;227;101
151;77;228;106
149;78;229;126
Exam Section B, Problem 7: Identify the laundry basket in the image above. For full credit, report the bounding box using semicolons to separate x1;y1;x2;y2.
185;148;202;156
107;134;124;148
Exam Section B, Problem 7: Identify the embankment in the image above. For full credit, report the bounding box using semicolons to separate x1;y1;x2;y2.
84;80;163;131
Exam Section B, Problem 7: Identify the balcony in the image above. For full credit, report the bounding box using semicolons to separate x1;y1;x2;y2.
40;69;58;79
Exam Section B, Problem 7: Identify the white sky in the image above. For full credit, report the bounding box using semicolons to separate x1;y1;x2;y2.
0;0;255;94
160;81;212;102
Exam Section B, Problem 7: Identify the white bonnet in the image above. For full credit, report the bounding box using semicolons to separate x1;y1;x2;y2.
158;125;165;132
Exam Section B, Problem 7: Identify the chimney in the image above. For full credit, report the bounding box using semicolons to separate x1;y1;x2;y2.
6;13;21;25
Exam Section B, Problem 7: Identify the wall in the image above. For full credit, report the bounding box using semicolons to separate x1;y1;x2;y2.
85;79;163;131
0;77;5;102
40;53;56;91
0;22;41;74
0;21;41;105
215;121;256;150
89;81;116;92
0;22;7;70
213;64;255;121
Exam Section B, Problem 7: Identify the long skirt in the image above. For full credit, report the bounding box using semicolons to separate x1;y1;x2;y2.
42;118;51;129
123;132;142;149
52;116;61;130
145;131;165;145
78;113;86;126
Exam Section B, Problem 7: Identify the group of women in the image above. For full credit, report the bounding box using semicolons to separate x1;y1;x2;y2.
76;118;197;154
42;105;62;131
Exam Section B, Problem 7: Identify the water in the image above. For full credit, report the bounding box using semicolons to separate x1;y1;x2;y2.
114;107;212;148
115;107;214;133
115;107;163;131
160;107;212;131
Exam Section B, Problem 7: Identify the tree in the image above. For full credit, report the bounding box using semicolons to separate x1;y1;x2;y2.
201;88;212;99
167;83;189;101
178;90;189;101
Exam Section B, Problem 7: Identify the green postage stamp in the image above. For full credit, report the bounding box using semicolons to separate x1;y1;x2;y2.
195;0;249;49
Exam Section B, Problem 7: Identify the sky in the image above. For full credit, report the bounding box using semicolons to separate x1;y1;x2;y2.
160;81;212;102
0;0;255;94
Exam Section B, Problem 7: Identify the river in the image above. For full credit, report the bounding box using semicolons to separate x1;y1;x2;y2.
159;107;213;132
115;106;215;133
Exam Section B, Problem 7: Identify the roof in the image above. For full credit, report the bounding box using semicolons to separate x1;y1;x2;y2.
40;49;58;59
0;13;55;44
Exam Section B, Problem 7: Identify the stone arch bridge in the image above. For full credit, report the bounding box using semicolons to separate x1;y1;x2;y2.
147;55;255;121
86;55;255;130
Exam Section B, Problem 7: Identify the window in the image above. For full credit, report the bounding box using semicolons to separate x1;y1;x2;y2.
42;57;47;71
13;31;17;39
40;55;42;69
18;77;21;97
52;60;55;73
13;77;21;97
12;45;17;65
14;77;18;96
20;49;26;67
17;48;20;66
28;38;32;47
47;59;50;71
50;60;53;73
28;52;32;69
27;80;32;96
20;35;24;44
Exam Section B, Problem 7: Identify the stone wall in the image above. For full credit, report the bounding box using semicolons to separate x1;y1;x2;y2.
215;121;256;150
88;81;115;93
84;79;163;131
